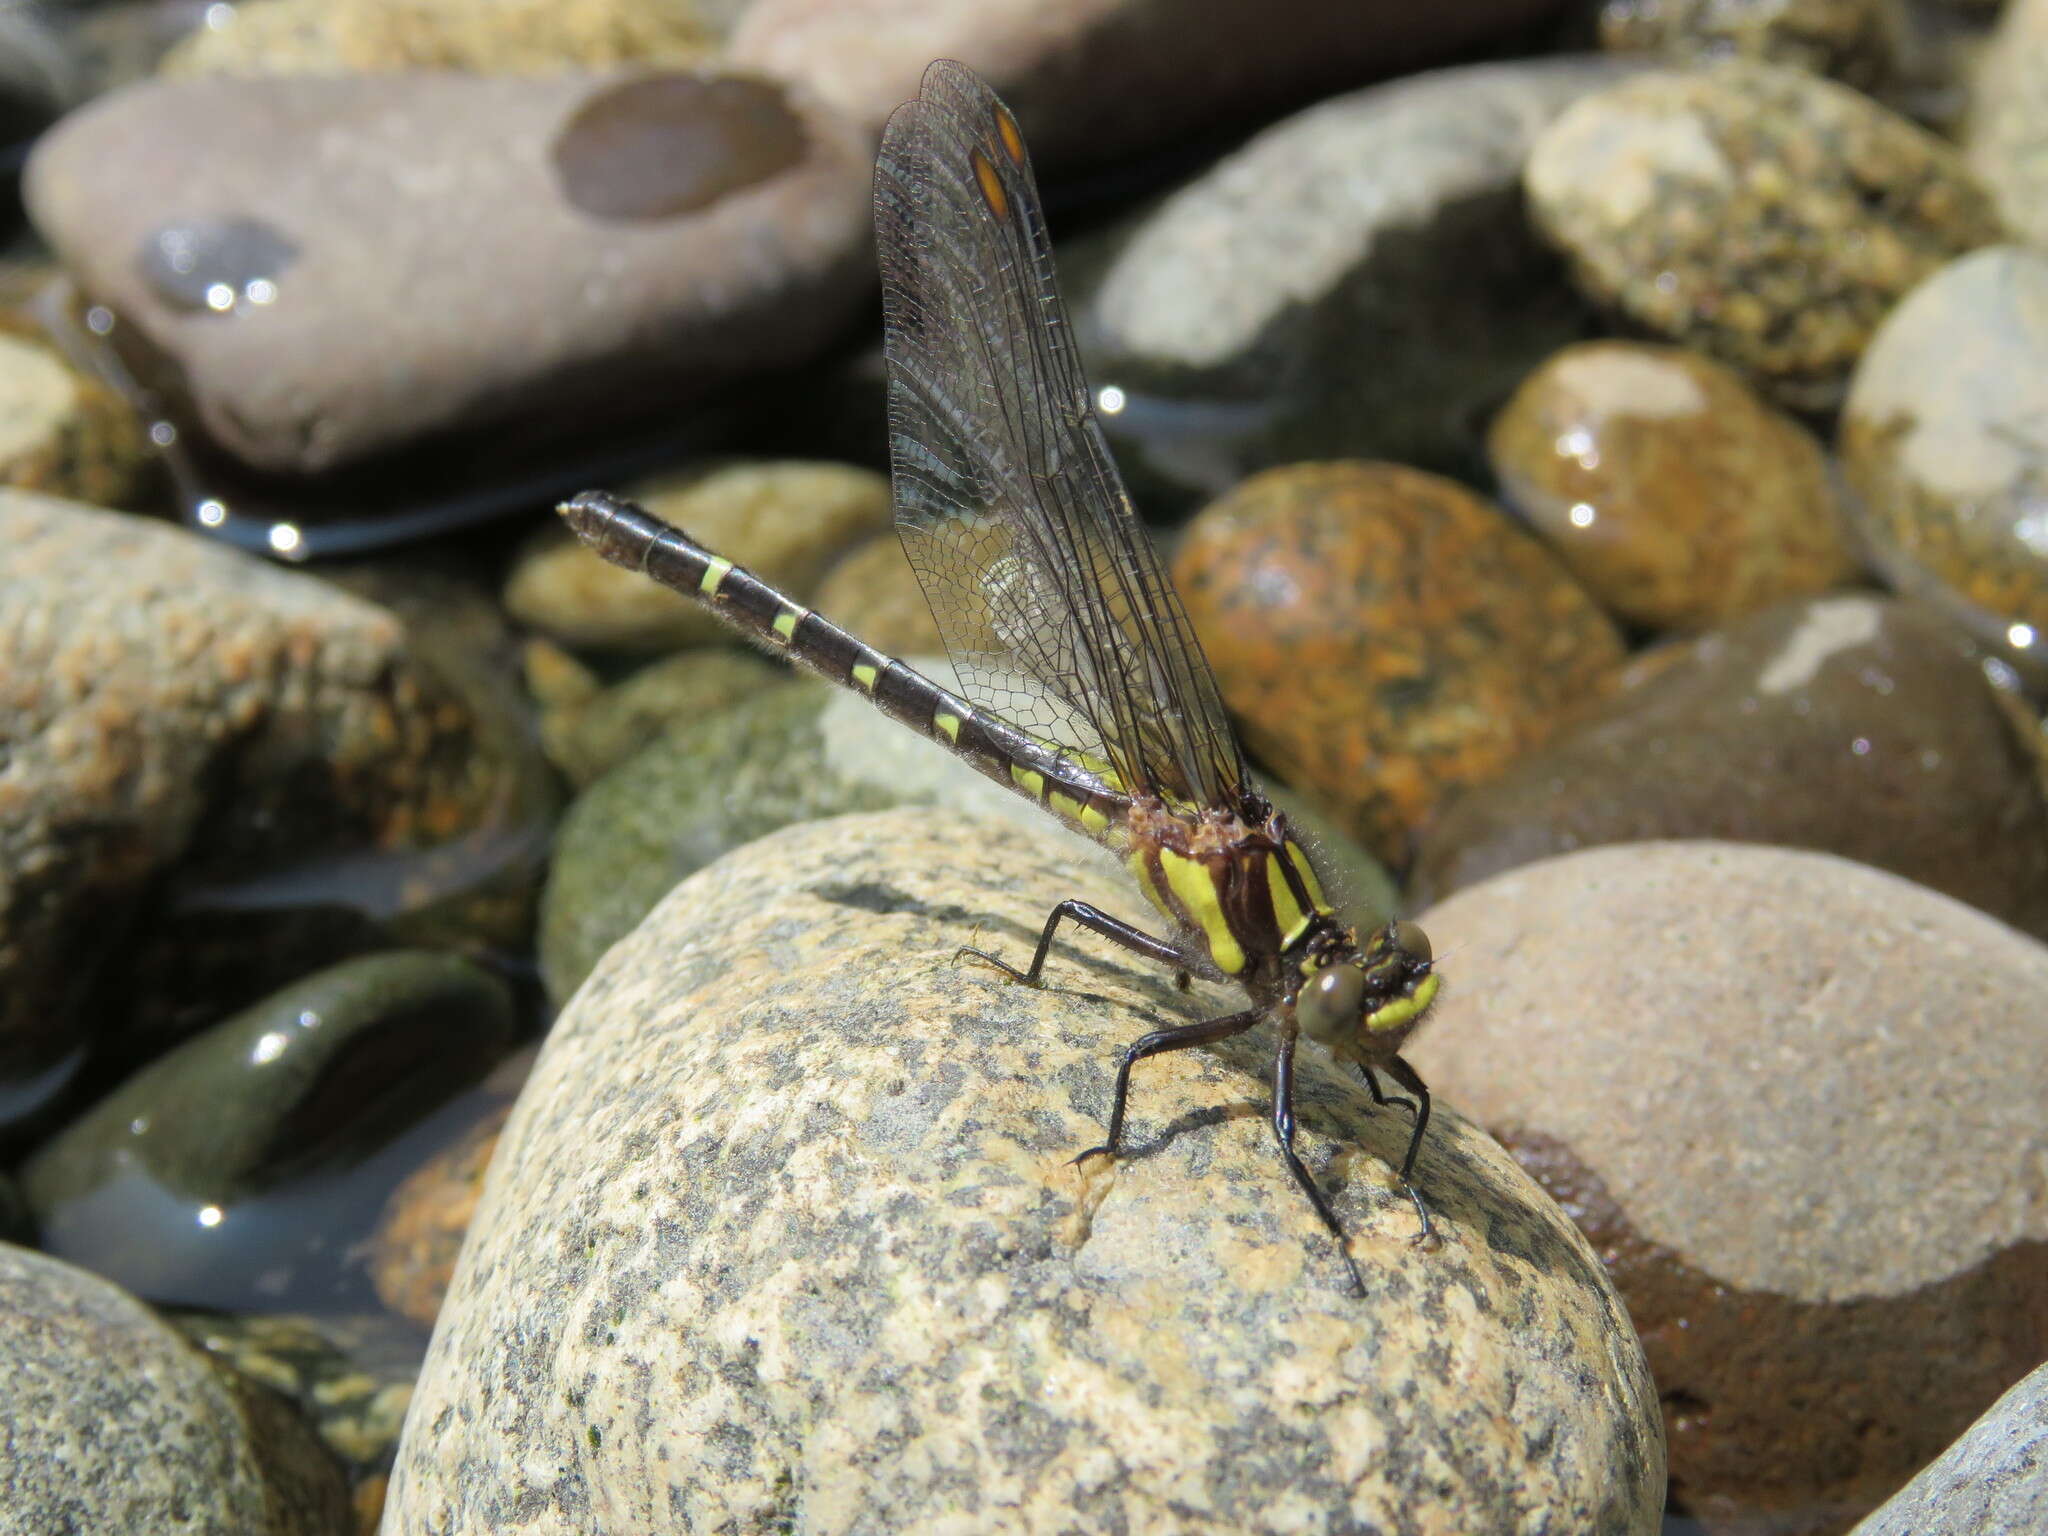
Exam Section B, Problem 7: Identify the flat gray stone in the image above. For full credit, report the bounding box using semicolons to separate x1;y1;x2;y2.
388;809;1665;1534
1851;1361;2048;1535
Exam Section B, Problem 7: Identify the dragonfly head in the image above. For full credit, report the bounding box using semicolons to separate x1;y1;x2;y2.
1292;919;1438;1063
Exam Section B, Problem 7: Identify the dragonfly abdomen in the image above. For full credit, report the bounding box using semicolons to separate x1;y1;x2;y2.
560;490;1130;842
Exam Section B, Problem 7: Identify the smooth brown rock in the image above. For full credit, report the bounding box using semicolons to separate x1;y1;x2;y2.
1408;841;2048;1534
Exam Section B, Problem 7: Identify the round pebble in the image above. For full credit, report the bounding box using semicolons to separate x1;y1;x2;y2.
1525;61;2003;406
1172;461;1626;865
1407;840;2048;1532
1841;245;2048;677
1489;340;1858;629
369;1100;511;1329
1598;0;1907;93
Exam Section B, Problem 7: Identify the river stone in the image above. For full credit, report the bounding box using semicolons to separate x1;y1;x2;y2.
21;951;517;1309
369;1098;513;1328
1849;1361;2048;1535
1840;245;2048;681
23;69;870;474
1172;461;1625;867
0;1242;350;1534
1597;0;1908;93
1488;340;1857;629
727;0;1580;167
0;325;153;507
1525;62;2002;407
161;0;717;76
1964;0;2048;249
0;494;533;1132
809;529;946;657
505;459;891;652
1408;595;2048;938
1406;841;2048;1533
1085;56;1630;498
387;808;1664;1534
533;643;782;787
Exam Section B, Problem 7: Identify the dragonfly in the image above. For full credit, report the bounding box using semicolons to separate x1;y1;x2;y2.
559;59;1440;1294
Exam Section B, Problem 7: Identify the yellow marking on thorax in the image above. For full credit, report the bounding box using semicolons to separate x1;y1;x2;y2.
851;662;879;692
1125;850;1171;922
699;557;733;595
1158;848;1245;975
1265;851;1312;951
1285;841;1330;914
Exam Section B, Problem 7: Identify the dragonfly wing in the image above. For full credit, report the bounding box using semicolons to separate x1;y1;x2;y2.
874;59;1247;809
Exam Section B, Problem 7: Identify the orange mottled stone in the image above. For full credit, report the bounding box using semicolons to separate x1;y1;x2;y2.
1173;461;1626;864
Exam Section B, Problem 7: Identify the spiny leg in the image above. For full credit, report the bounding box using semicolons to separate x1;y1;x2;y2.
1272;1033;1368;1298
1371;1056;1435;1245
1070;1008;1262;1165
958;899;1183;985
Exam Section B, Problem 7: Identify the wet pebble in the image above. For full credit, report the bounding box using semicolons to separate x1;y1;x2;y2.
1408;840;2048;1533
161;0;717;76
531;642;783;787
1409;595;2048;938
1085;56;1632;496
504;459;891;651
1840;245;2048;679
21;951;516;1309
392;809;1666;1534
369;1100;511;1329
172;1309;425;1532
1850;1361;2048;1535
1488;339;1858;629
24;70;871;473
1598;0;1907;93
1525;62;2002;406
1172;461;1626;867
0;326;153;507
0;1242;350;1533
0;494;537;1130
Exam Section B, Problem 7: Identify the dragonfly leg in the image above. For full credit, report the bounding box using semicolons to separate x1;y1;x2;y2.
957;899;1183;986
1070;1008;1261;1165
1273;1034;1368;1298
1373;1056;1435;1245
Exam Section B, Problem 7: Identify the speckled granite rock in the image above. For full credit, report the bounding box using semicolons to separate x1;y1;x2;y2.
0;494;537;1130
24;70;870;474
1526;62;2002;407
1408;595;2048;940
161;0;718;76
1407;841;2048;1534
1598;0;1907;93
1085;56;1631;497
1841;245;2048;681
1849;1361;2048;1535
387;809;1665;1534
1172;461;1626;867
0;1243;350;1534
1488;340;1857;629
505;460;891;652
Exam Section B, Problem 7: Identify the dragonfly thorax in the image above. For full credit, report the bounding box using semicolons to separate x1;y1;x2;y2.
1292;919;1438;1066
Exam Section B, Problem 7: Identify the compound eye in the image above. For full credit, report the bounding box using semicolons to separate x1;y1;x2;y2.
1393;919;1432;965
1296;964;1366;1046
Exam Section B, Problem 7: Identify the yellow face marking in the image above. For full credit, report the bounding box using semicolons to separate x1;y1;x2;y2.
1266;852;1311;951
1010;763;1047;801
1366;973;1440;1034
993;104;1026;166
1125;850;1172;921
772;606;804;642
851;662;879;692
971;148;1009;220
934;712;962;743
699;557;733;595
1159;848;1244;975
1079;804;1109;834
1286;842;1331;915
